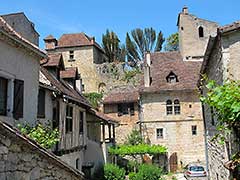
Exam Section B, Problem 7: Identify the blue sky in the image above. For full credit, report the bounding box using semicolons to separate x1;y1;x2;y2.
1;0;239;48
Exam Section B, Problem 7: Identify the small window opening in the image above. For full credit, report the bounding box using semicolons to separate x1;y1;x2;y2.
166;72;178;83
198;26;204;38
69;50;74;60
192;125;197;135
166;100;173;115
156;128;163;139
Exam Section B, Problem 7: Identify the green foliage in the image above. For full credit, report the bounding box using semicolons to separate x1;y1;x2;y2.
122;69;142;83
104;163;126;180
200;79;240;143
17;123;59;149
125;129;144;145
83;92;103;109
126;28;164;66
102;30;126;63
164;33;179;51
109;144;167;156
129;164;165;180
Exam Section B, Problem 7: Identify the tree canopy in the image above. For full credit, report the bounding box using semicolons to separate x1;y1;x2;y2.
164;32;179;51
102;29;126;62
126;28;164;66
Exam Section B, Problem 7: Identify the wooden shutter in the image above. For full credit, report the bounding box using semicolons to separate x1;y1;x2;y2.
37;88;45;118
13;79;24;119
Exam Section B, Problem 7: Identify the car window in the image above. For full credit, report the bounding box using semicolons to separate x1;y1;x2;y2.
189;166;204;171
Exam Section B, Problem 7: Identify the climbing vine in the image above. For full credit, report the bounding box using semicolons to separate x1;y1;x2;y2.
83;92;103;109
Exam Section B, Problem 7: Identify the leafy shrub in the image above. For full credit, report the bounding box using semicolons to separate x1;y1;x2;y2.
83;92;103;109
17;123;59;149
104;163;125;180
125;129;143;145
129;164;165;180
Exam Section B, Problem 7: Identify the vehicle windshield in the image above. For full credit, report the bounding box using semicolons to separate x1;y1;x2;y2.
189;166;204;171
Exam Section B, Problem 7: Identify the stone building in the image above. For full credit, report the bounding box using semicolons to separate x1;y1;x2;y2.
44;33;107;93
140;51;205;171
178;7;218;61
1;12;40;46
200;21;240;180
0;15;46;126
103;86;139;144
0;120;85;180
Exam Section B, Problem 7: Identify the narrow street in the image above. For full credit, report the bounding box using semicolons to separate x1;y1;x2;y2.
175;173;207;180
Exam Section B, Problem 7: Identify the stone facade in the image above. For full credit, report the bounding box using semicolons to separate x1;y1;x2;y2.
0;120;85;180
140;91;205;167
200;23;240;180
178;7;218;60
1;12;39;46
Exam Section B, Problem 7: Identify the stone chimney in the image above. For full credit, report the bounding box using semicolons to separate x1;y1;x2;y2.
91;37;95;45
182;6;188;14
144;52;151;87
44;35;58;50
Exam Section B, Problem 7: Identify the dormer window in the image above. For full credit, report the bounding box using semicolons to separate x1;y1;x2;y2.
198;26;204;38
69;50;74;61
166;72;178;83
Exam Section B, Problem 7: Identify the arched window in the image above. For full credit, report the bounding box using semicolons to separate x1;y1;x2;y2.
166;72;178;83
166;100;173;115
198;26;204;38
174;99;180;114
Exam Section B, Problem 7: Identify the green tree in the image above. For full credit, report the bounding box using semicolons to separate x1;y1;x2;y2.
102;30;126;62
126;28;164;66
164;32;179;51
125;129;144;145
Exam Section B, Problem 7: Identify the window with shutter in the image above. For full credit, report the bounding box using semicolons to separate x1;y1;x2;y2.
0;77;8;116
37;88;45;118
13;79;24;120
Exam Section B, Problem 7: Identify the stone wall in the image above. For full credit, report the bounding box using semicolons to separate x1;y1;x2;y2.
104;103;139;144
178;9;218;60
141;91;205;167
202;30;240;180
0;121;85;180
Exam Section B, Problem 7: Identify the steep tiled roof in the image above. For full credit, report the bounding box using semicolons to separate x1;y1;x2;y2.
57;33;103;52
139;51;202;93
0;120;85;179
0;16;46;58
219;21;240;34
40;67;91;108
103;86;139;104
88;109;119;125
42;53;63;67
60;67;78;79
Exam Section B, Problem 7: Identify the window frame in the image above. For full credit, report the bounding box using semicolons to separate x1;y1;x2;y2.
117;103;135;116
65;105;73;133
192;125;197;135
166;100;173;115
79;111;84;134
198;26;204;38
174;99;181;115
0;77;8;116
37;88;46;118
156;128;164;139
69;50;75;61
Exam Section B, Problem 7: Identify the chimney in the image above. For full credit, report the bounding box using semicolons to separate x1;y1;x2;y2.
182;6;188;14
91;37;95;45
44;35;58;50
144;52;151;87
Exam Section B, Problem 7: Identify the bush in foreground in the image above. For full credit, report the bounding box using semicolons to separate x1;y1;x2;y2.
104;163;125;180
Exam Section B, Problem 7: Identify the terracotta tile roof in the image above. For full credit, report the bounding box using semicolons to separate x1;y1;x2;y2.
0;16;46;58
219;21;240;34
57;33;103;52
40;67;91;108
103;86;139;104
60;67;78;79
0;120;85;179
139;51;202;93
42;53;63;67
88;109;119;125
